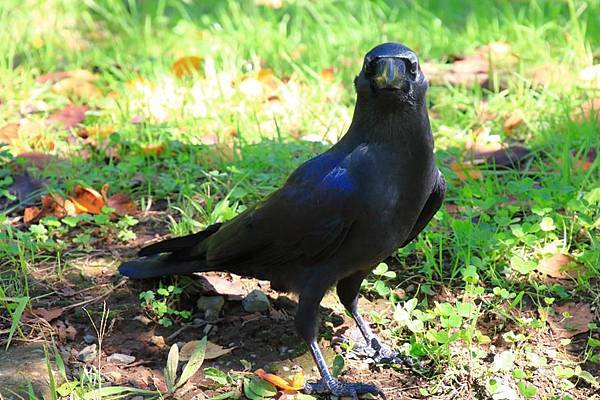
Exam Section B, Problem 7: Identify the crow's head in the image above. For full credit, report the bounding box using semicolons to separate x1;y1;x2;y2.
355;43;427;107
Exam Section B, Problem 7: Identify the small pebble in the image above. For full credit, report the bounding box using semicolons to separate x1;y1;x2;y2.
83;334;96;344
77;344;97;363
197;296;225;321
242;289;270;312
107;353;136;365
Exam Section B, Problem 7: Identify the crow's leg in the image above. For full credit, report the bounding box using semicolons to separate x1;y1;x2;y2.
297;274;384;399
336;271;416;367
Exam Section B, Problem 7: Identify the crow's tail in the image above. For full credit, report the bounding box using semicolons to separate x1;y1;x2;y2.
118;255;203;279
118;223;222;279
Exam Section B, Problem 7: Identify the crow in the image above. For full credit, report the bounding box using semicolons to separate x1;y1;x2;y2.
119;42;445;398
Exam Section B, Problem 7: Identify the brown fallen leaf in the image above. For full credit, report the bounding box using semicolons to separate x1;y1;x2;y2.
23;206;42;223
31;307;63;322
179;340;235;361
36;71;72;84
257;68;278;89
0;123;19;144
548;302;594;339
171;56;203;78
503;110;525;133
450;162;483;181
537;253;587;279
198;272;249;299
445;203;462;215
79;125;116;140
13;152;58;170
49;104;89;130
107;193;138;216
141;143;165;157
41;69;102;99
320;67;335;82
70;185;105;214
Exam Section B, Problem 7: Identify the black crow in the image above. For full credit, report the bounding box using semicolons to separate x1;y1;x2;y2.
119;42;445;398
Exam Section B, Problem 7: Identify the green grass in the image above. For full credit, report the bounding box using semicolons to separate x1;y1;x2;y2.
0;0;598;399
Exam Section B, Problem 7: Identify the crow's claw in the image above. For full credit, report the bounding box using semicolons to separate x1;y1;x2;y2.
304;378;385;400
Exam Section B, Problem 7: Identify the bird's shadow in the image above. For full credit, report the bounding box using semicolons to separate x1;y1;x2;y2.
115;272;347;374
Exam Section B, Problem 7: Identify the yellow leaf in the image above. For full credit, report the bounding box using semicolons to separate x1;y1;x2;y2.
171;56;203;78
256;368;304;392
450;162;483;181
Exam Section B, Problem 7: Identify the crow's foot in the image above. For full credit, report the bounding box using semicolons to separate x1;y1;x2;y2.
304;378;385;400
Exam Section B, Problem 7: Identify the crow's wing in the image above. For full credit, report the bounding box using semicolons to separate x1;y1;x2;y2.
401;169;445;247
201;148;367;270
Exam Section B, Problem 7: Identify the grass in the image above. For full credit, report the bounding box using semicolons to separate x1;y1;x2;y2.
0;0;598;399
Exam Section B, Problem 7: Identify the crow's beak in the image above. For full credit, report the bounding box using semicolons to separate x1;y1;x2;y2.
368;57;407;90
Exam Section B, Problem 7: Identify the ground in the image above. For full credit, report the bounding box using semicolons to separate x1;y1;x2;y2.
0;1;599;399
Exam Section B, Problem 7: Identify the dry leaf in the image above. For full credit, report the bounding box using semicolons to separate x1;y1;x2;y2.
503;110;524;133
450;162;483;181
256;368;304;392
530;64;573;87
49;104;89;130
548;302;594;339
205;341;235;360
320;67;335;82
51;73;102;99
79;125;116;139
31;307;63;322
37;71;71;84
258;68;278;88
171;56;203;78
107;193;138;216
179;340;234;361
141;143;165;156
70;185;105;214
14;152;57;170
0;123;20;143
23;206;42;223
198;272;248;299
537;253;586;279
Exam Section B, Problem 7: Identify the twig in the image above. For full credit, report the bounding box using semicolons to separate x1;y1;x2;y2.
166;320;208;342
63;279;127;310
